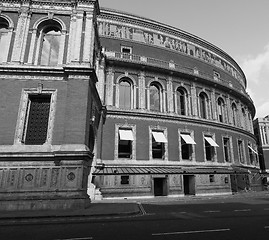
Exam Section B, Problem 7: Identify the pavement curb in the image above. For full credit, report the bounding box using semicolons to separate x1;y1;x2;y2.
0;203;142;226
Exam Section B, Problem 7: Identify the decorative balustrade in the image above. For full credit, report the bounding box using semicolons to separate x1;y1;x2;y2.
105;51;253;103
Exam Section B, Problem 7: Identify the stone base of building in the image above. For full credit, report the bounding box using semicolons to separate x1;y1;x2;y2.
0;195;91;211
0;147;94;211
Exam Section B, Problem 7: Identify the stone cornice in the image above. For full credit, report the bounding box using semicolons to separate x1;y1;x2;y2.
106;108;256;140
98;7;246;86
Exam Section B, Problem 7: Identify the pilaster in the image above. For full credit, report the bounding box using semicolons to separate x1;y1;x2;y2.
138;71;146;109
167;77;174;113
105;68;114;106
190;84;197;116
11;7;31;63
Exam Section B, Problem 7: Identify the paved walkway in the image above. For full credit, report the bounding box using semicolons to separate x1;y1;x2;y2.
0;190;268;225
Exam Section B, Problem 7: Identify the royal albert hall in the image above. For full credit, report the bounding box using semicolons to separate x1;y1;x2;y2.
0;1;263;209
92;7;262;199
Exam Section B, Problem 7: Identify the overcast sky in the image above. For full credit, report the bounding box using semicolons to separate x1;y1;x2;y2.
99;0;269;118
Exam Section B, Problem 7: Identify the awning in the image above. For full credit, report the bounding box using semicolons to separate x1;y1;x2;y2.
204;136;219;147
92;166;234;175
181;133;196;144
152;131;167;143
248;145;258;155
119;129;134;141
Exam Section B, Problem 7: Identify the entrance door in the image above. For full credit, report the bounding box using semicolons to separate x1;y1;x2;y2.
183;175;195;195
154;178;167;196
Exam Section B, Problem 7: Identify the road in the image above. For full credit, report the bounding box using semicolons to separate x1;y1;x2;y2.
1;195;269;240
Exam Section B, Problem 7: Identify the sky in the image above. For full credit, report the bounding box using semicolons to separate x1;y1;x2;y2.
99;0;269;119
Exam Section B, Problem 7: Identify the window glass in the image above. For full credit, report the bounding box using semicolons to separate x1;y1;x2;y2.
199;93;207;119
119;80;131;109
121;176;130;185
176;88;186;115
238;140;244;163
0;18;9;63
40;29;61;66
223;137;231;162
218;98;225;122
118;128;133;159
232;103;237;126
152;130;166;159
150;84;160;111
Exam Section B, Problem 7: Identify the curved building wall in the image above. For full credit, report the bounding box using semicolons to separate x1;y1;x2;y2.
93;8;261;198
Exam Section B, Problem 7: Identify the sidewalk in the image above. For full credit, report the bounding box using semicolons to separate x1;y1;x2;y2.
0;190;268;225
0;202;141;226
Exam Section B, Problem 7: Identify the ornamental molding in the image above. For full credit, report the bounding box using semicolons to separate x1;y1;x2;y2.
106;110;256;140
98;13;245;87
0;74;63;81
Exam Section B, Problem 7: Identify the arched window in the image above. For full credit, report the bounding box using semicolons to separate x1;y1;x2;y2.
176;88;186;115
231;103;238;126
31;20;63;66
199;92;208;119
241;108;246;128
119;79;131;109
0;18;10;63
150;83;161;112
40;28;61;65
217;98;225;123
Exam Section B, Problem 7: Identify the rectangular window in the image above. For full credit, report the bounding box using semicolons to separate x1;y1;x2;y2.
118;129;134;158
209;175;215;183
238;140;244;163
223;137;231;162
121;175;130;185
23;94;51;145
213;71;220;80
180;133;196;160
204;136;218;161
152;130;167;159
248;144;258;165
121;46;132;59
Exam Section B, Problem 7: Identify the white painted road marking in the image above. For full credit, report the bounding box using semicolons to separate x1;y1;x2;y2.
152;228;230;236
137;202;147;215
204;210;221;213
55;237;93;240
234;209;251;212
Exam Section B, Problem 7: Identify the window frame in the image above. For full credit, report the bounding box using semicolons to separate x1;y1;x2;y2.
118;78;132;109
178;130;196;161
199;92;209;119
120;175;130;185
176;87;187;115
15;87;57;146
222;136;233;163
237;139;245;164
115;124;136;160
203;133;218;162
150;127;168;160
149;83;162;112
0;16;13;63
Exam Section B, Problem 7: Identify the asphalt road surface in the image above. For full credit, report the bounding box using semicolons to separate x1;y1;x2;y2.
1;195;269;240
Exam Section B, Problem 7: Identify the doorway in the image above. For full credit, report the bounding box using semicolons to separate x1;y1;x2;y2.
183;175;195;195
153;177;167;196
